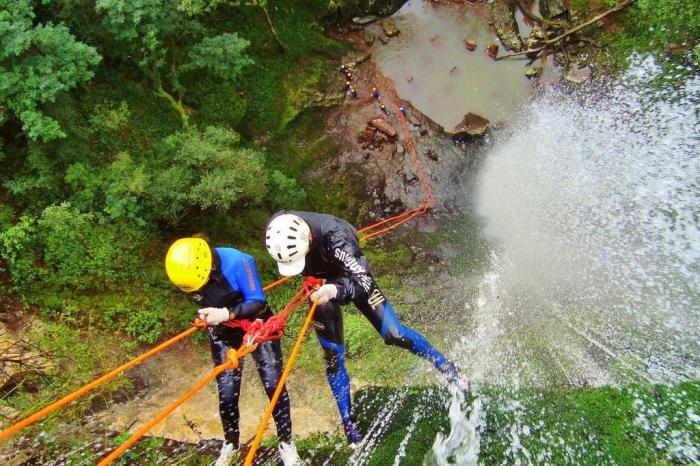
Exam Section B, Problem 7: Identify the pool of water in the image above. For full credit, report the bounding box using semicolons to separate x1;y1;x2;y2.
374;0;533;129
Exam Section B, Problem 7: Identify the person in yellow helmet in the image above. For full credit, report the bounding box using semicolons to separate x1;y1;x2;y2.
165;237;300;466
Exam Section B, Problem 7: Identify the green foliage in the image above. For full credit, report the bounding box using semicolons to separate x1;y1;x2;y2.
0;214;41;290
6;321;135;427
0;204;146;297
0;203;13;231
37;203;146;290
184;33;253;81
96;0;253;127
96;0;187;66
149;126;268;223
0;0;101;141
266;170;307;210
124;306;165;344
3;145;65;209
190;83;247;128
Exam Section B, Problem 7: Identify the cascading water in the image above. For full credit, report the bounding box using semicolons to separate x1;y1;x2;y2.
427;55;699;465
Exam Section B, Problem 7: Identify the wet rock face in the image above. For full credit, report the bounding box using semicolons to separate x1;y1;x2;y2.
487;0;524;52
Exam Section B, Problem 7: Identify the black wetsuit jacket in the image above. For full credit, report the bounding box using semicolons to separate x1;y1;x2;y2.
271;210;373;304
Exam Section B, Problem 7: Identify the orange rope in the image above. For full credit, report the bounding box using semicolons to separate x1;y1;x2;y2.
96;343;256;466
0;276;293;442
263;275;292;292
362;202;430;241
244;298;320;466
3;96;436;458
358;103;434;241
0;323;204;442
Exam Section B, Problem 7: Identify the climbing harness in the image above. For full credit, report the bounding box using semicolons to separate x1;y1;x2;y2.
0;100;435;465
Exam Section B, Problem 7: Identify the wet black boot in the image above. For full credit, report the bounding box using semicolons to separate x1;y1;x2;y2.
343;419;363;446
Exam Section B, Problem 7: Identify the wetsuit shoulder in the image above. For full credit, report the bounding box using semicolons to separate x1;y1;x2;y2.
214;247;266;304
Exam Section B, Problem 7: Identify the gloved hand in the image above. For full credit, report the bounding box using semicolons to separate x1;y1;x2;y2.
198;307;231;326
311;284;337;305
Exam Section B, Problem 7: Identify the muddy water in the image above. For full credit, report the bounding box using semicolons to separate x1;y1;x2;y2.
373;0;532;129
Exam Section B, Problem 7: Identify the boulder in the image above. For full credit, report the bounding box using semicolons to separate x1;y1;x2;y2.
539;0;567;19
486;43;499;59
565;65;591;84
525;66;542;79
382;20;400;37
369;117;397;137
362;31;376;46
487;0;524;52
352;15;380;25
464;38;477;51
525;24;546;50
343;50;372;68
452;113;490;138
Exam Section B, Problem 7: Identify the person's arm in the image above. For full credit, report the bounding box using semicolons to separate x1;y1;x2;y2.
227;255;267;319
325;234;374;304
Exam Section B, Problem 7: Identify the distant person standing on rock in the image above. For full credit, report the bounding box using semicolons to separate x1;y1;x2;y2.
264;211;467;446
165;237;301;466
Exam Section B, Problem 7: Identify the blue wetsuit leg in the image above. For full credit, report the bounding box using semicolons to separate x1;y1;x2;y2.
353;284;449;371
312;301;352;423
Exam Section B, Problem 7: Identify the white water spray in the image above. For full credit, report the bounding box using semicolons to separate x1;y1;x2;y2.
430;55;700;465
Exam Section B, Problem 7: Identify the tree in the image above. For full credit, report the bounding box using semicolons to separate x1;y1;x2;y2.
0;0;101;141
147;126;268;223
183;33;253;81
96;0;253;128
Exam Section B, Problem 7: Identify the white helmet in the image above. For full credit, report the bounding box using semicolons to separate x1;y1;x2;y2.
266;214;311;276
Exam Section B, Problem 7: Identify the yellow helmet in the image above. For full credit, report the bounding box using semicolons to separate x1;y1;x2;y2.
165;238;213;292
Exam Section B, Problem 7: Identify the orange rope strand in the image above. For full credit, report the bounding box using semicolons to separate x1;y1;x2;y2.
0;324;203;442
244;298;320;466
358;103;434;240
263;275;292;292
97;344;257;466
0;276;294;441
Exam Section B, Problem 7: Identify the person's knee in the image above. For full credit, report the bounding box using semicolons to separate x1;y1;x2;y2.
383;325;414;350
323;347;343;374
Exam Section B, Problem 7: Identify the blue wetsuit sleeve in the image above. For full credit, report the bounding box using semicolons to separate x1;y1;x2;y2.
226;254;267;319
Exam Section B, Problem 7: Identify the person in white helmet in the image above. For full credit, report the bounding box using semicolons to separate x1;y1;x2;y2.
265;211;466;445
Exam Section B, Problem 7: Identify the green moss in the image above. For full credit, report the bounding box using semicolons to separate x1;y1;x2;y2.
219;1;347;137
571;0;700;70
330;381;700;465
